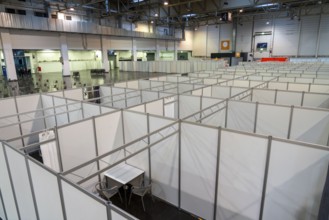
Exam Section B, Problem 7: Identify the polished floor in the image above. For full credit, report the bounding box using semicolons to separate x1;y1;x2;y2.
111;190;198;220
0;69;168;98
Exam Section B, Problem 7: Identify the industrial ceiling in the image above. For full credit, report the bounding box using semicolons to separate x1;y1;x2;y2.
1;0;328;28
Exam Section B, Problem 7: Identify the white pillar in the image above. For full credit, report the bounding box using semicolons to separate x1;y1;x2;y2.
0;30;17;80
59;33;72;89
155;39;160;61
132;38;137;61
174;41;178;61
101;36;110;72
1;29;19;95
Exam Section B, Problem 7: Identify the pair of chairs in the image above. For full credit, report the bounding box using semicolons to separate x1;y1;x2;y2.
95;177;153;211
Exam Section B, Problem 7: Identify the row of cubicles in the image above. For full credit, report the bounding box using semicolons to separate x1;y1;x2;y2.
1;62;329;220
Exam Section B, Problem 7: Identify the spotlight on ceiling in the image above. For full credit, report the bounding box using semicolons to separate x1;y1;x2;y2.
239;9;243;13
69;7;75;11
155;13;158;17
151;20;154;24
266;21;270;25
164;1;168;6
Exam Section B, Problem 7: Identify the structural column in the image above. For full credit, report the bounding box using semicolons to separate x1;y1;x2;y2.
101;36;110;72
132;38;137;61
0;29;19;95
59;33;72;89
155;39;160;61
174;41;178;61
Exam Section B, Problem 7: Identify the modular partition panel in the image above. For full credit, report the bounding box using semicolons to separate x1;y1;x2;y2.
263;140;329;220
0;143;19;220
256;104;291;139
28;159;64;220
149;116;179;206
61;179;108;220
64;88;84;101
290;108;329;146
94;111;124;171
57;119;98;189
217;130;268;220
227;101;256;133
180;122;218;220
4;145;37;220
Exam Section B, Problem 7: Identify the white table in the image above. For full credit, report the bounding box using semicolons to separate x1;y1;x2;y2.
104;163;144;207
104;163;144;185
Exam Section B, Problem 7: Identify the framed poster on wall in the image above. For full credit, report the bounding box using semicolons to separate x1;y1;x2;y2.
221;40;230;50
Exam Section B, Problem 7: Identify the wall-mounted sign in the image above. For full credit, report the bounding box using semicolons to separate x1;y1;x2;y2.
221;40;230;50
256;42;268;51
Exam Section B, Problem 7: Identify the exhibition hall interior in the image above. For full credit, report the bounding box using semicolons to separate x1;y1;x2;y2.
1;0;329;220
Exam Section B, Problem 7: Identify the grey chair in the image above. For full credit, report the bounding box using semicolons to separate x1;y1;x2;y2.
95;181;123;202
128;178;153;211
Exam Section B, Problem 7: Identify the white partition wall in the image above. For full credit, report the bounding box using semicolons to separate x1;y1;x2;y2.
290;108;329;146
217;131;268;220
54;97;69;126
94;111;124;169
263;140;329;220
61;180;108;220
255;104;291;138
124;111;150;177
150;116;179;206
0;144;18;220
4;145;37;220
227;101;256;133
28;159;64;220
57;119;98;187
181;122;218;220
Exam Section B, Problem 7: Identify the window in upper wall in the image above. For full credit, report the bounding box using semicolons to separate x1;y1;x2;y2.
17;10;26;15
5;8;16;14
34;11;48;17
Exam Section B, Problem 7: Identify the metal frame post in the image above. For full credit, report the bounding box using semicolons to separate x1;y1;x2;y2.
24;156;40;220
213;127;222;220
259;136;273;220
2;143;21;220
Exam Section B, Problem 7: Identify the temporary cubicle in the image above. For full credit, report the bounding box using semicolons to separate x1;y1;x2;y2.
59;116;329;220
118;60;226;73
0;92;113;151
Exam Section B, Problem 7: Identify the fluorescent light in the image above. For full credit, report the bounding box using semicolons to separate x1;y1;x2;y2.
255;3;279;8
69;7;75;11
182;13;197;18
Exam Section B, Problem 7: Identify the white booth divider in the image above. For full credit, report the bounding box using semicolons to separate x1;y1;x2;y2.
2;114;329;220
181;122;218;220
150;116;179;206
61;179;107;220
4;145;37;220
217;130;268;220
28;159;64;220
0;143;18;220
263;140;329;220
57;119;98;189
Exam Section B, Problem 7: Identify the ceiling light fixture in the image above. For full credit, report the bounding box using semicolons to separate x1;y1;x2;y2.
151;20;154;24
155;13;158;17
69;7;75;11
266;21;270;25
164;1;168;6
239;9;243;13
